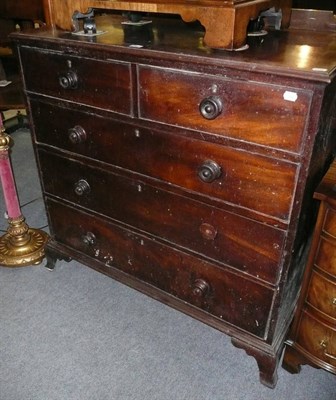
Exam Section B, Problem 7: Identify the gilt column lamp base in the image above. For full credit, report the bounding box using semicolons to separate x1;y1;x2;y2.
0;119;49;267
0;215;49;266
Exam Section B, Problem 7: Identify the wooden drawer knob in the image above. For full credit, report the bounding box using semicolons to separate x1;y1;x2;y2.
198;160;221;183
74;179;90;196
199;96;223;120
68;125;87;144
82;231;96;246
59;71;78;89
192;278;210;297
200;223;217;240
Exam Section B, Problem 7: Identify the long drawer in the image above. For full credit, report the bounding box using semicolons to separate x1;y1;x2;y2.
307;270;336;320
20;47;132;115
315;236;336;277
31;99;298;222
323;206;336;238
138;65;312;153
297;311;336;369
46;198;274;338
39;150;285;284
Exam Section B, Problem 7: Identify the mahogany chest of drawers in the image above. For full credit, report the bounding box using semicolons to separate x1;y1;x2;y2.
283;161;336;375
12;15;336;388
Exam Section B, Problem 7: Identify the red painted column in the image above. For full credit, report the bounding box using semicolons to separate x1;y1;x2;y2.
0;115;22;218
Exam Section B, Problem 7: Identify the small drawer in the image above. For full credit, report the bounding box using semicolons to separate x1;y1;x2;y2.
138;66;312;153
307;270;336;320
297;311;336;369
31;100;298;222
20;48;132;115
46;198;274;338
323;206;336;238
315;236;336;277
39;150;286;284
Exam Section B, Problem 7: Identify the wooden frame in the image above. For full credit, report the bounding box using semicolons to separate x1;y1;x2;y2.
42;0;292;49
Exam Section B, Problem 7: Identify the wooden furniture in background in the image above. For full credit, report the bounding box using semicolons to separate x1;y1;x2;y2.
292;0;336;11
0;0;45;57
283;161;336;376
0;0;45;129
290;8;336;32
42;0;292;50
11;12;336;388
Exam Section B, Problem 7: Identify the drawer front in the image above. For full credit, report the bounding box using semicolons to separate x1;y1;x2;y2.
315;236;336;277
39;150;285;284
323;206;336;238
46;198;274;338
138;66;311;153
297;312;336;368
307;270;336;320
31;100;298;221
20;47;132;115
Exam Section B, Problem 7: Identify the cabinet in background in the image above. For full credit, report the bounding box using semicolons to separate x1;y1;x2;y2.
283;161;336;375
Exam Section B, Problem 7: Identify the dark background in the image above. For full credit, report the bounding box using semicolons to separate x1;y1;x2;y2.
292;0;335;11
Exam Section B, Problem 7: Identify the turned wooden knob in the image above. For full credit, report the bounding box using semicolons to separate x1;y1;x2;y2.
59;71;78;89
74;179;90;196
198;160;221;183
200;223;217;240
199;96;223;120
68;125;87;144
192;278;210;297
82;231;96;246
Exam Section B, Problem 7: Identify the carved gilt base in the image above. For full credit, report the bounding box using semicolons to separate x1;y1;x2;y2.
0;215;49;267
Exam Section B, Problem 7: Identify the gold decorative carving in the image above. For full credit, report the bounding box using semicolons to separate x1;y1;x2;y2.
0;215;49;267
0;124;49;268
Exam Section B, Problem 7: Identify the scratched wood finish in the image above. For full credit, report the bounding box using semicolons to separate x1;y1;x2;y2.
138;66;311;153
47;198;274;337
39;149;285;284
12;12;336;387
42;0;292;49
20;48;132;115
30;99;297;222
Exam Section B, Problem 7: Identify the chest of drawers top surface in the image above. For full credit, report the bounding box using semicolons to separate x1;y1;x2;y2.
12;14;336;80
